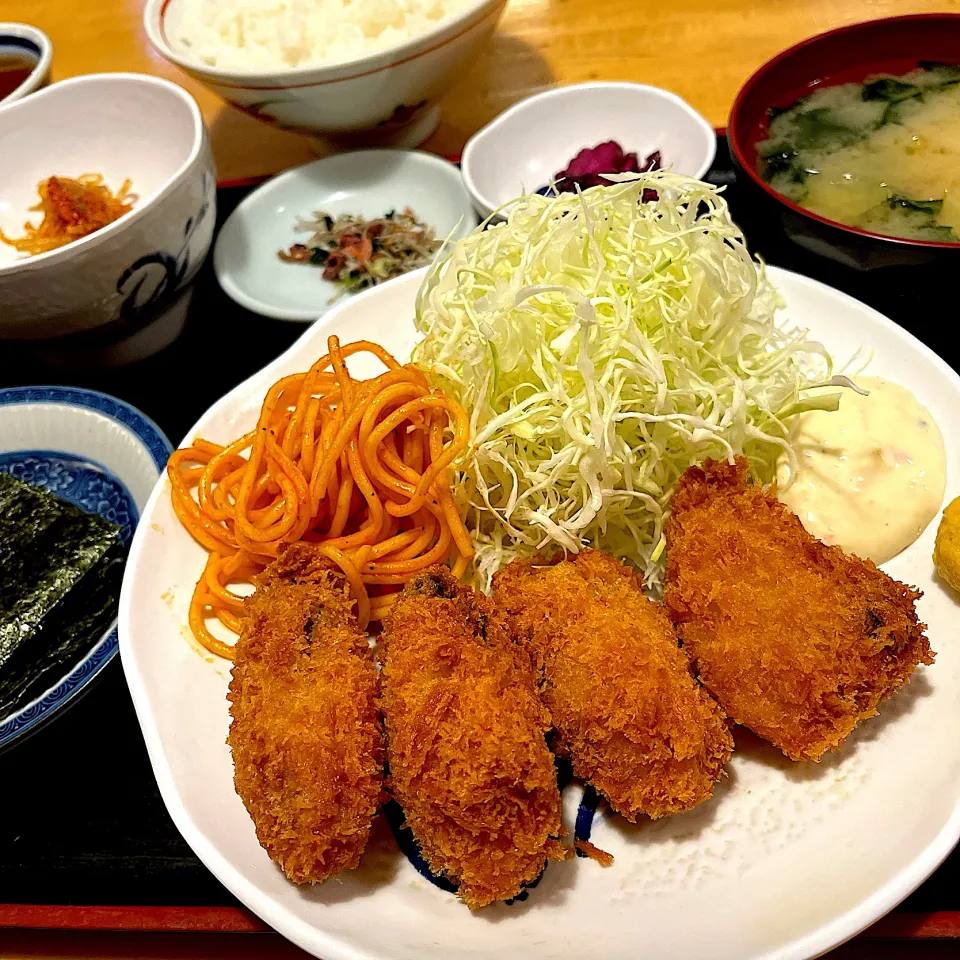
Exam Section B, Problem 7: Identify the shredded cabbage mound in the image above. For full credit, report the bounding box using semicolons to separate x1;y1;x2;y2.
413;172;836;591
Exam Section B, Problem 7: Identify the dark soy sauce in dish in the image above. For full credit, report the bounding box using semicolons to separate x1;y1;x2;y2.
0;51;37;102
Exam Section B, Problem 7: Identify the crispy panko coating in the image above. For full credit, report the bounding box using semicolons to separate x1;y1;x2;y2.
664;456;934;762
933;496;960;593
379;566;566;909
227;544;383;884
493;550;733;822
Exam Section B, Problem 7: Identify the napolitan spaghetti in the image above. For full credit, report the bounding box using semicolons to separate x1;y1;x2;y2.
168;336;474;659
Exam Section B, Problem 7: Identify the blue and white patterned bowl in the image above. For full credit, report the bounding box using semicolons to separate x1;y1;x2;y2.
0;386;171;751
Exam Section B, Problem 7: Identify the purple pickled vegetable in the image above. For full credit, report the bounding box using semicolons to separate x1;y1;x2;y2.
558;140;640;187
541;141;662;197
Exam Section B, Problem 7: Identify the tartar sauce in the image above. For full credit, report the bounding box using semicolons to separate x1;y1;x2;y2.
777;376;946;564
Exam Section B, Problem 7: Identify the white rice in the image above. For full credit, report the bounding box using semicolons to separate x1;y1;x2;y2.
167;0;478;70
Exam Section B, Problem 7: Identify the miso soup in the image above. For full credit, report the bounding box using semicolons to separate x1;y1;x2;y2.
758;63;960;243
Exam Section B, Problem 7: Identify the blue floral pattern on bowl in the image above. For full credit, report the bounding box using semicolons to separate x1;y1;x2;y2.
0;386;171;751
116;170;215;322
385;756;602;902
0;451;137;545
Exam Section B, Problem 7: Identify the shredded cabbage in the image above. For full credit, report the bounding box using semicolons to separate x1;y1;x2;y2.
412;172;836;591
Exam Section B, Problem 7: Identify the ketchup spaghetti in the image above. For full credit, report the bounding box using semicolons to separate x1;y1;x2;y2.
168;336;474;659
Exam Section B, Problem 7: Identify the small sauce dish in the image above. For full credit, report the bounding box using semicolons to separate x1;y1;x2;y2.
461;81;716;219
214;149;478;322
0;23;52;104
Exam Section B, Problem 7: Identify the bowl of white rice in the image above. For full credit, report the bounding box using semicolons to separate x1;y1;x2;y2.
144;0;508;148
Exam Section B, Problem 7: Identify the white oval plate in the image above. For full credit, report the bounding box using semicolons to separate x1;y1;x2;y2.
120;265;960;960
214;150;478;322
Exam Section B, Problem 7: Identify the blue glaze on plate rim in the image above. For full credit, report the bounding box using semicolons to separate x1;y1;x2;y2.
0;386;170;473
0;36;42;57
0;386;172;751
384;753;602;903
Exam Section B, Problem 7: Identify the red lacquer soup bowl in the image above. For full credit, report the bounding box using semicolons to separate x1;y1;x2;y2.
729;14;960;272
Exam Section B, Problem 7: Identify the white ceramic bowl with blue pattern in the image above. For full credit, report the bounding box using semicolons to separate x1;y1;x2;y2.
0;73;216;340
0;386;171;751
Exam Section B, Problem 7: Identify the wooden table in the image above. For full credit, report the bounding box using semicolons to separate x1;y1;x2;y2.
4;0;955;182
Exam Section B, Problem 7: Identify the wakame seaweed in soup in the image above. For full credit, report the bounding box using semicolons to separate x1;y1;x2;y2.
0;472;127;719
758;63;960;242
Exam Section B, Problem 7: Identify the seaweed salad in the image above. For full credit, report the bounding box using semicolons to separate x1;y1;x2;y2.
0;472;127;720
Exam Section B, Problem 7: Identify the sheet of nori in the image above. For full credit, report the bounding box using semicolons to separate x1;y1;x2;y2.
0;472;126;719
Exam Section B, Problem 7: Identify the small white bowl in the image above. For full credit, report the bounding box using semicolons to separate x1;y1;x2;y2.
0;23;52;104
0;73;216;340
214;149;477;322
0;385;171;752
461;82;718;219
144;0;507;149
